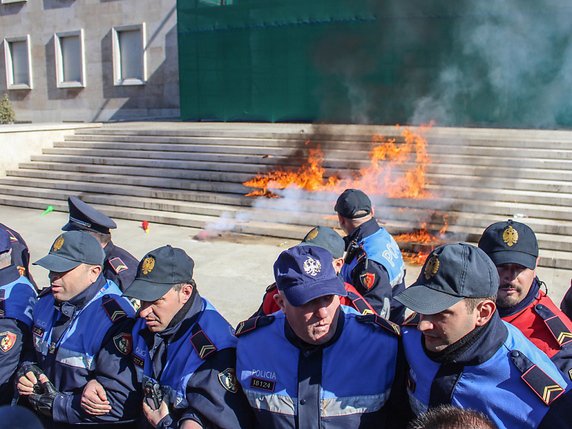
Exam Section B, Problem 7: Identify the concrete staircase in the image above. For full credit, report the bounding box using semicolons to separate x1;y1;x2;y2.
0;122;571;269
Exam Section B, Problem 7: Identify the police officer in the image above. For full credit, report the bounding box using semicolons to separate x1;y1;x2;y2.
84;245;252;429
62;196;138;291
0;228;36;404
236;245;409;428
0;222;36;288
478;220;572;380
16;230;139;428
395;243;572;429
254;226;375;316
335;188;406;322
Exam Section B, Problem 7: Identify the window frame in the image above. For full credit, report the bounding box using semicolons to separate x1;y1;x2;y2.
111;23;147;86
54;29;86;89
3;34;33;90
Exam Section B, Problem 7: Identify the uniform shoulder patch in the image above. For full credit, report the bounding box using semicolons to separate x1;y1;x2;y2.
235;315;275;337
102;295;127;323
218;368;239;393
108;257;129;274
534;304;572;347
359;272;377;291
113;333;133;355
190;323;218;360
510;349;565;405
0;331;17;353
357;314;401;336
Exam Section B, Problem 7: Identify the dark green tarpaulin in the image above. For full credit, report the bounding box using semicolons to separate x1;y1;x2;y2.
177;1;572;128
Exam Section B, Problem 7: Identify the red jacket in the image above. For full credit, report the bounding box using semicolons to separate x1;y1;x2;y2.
502;290;572;358
257;282;375;316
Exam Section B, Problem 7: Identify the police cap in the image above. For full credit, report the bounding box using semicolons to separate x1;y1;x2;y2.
62;196;117;234
34;231;105;272
334;189;372;219
300;226;345;259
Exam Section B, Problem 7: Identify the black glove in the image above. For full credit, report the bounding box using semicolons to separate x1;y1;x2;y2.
28;378;59;417
16;363;45;394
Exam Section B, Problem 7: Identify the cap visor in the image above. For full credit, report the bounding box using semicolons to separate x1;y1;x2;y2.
284;277;348;307
33;254;81;273
487;251;536;270
395;285;464;315
123;279;173;302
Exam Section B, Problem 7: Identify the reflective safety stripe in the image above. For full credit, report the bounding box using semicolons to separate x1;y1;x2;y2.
244;390;390;417
244;390;296;416
321;390;390;417
55;346;95;370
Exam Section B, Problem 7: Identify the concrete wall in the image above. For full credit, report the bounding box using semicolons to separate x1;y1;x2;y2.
0;123;99;174
0;0;179;123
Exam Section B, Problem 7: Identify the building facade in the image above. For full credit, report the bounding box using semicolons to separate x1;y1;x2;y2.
0;0;179;122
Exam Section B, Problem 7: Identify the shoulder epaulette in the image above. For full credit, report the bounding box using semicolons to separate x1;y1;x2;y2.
534;304;572;347
509;349;565;405
190;323;217;360
356;313;401;336
38;287;52;298
403;312;421;326
235;315;275;337
108;257;129;274
102;295;128;323
265;283;277;293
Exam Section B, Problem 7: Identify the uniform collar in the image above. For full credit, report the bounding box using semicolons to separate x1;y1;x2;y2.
103;241;115;258
497;277;541;318
344;217;380;246
0;264;21;285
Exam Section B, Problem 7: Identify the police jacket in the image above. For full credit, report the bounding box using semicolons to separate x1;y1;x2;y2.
253;281;375;317
402;312;572;429
236;306;407;429
341;218;406;322
103;242;138;292
31;275;139;428
131;292;252;429
0;264;36;404
500;278;572;381
562;279;572;321
0;223;36;288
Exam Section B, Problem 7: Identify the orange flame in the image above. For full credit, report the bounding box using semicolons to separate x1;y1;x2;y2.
243;125;432;199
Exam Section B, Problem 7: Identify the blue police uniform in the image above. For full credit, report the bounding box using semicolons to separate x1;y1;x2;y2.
236;306;406;429
31;275;138;428
341;218;406;322
131;293;252;429
0;264;36;404
402;313;572;429
0;223;37;289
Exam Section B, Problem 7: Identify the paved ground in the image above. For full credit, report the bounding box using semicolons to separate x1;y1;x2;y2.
2;205;570;326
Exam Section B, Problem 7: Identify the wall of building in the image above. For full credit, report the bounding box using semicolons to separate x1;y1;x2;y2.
0;0;179;123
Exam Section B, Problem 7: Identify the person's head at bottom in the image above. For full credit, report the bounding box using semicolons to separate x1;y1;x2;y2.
407;405;498;429
395;243;499;353
123;245;196;333
273;245;348;345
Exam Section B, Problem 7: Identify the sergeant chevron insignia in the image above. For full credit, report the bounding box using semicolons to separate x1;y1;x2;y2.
109;257;128;274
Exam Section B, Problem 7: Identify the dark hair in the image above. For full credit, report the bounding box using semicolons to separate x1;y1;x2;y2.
464;296;496;313
407;405;497;429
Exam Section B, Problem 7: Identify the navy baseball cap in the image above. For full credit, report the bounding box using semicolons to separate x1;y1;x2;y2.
62;196;117;234
300;226;345;259
334;189;372;219
34;231;105;272
0;228;11;254
124;245;195;302
478;220;538;270
274;245;347;307
395;243;499;315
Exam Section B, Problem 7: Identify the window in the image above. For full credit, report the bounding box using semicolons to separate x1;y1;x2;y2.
3;35;32;90
54;30;86;88
112;23;146;86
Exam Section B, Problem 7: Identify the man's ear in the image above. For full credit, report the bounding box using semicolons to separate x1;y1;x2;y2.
180;283;194;304
89;265;102;282
475;300;496;327
274;292;286;311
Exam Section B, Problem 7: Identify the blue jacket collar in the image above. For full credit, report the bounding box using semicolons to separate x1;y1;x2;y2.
344;217;380;247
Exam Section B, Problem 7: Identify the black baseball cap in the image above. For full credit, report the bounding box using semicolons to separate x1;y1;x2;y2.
300;226;345;259
274;245;347;307
478;220;538;270
334;189;372;219
124;245;195;302
62;196;117;234
395;243;499;315
34;231;105;272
